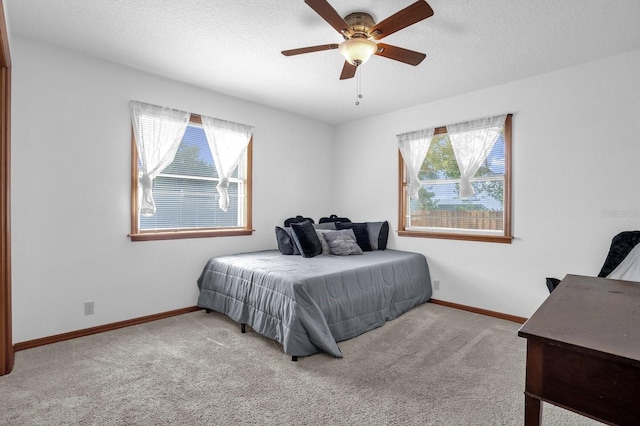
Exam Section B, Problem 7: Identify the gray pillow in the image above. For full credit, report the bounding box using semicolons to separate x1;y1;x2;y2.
322;229;363;256
275;226;300;255
313;222;337;230
291;221;323;258
366;221;390;250
315;229;333;255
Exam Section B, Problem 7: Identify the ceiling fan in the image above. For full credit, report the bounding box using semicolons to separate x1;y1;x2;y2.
282;0;434;80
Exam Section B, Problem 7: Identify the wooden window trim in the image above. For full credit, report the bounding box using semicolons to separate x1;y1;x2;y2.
129;113;254;241
398;114;513;244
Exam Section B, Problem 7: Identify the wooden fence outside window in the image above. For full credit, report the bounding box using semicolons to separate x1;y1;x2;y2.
410;210;504;230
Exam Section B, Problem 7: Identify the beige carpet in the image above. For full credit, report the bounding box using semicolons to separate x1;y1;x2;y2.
1;303;599;425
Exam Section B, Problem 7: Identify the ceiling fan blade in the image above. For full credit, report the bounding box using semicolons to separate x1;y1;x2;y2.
304;0;353;37
375;43;426;66
340;61;357;80
282;44;339;56
369;1;434;40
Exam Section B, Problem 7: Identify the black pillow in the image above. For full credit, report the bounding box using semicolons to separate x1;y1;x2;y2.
335;222;372;251
366;221;389;250
275;226;299;255
290;221;323;258
545;277;561;293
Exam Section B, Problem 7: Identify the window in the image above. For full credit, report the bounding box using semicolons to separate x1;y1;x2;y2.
129;104;253;241
398;114;512;243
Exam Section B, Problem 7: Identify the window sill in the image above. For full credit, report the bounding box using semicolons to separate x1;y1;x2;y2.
129;228;254;242
398;230;513;244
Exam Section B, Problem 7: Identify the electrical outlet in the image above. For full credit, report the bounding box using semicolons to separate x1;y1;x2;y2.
433;280;440;290
84;301;94;316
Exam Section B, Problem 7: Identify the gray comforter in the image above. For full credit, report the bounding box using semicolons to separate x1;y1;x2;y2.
196;249;431;357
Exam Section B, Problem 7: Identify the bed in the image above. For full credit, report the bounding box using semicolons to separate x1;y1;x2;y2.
196;249;432;359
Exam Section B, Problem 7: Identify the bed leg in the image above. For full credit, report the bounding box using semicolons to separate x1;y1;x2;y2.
291;356;298;362
241;323;246;333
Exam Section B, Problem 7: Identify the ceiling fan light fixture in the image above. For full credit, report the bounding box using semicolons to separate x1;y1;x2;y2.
339;37;377;66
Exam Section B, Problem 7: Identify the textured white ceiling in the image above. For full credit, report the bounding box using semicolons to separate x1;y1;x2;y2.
5;0;640;124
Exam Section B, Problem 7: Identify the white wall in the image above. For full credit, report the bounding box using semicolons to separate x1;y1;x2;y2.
11;33;640;341
10;36;334;343
333;49;640;318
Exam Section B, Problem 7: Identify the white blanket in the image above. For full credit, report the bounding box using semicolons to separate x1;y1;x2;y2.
607;243;640;281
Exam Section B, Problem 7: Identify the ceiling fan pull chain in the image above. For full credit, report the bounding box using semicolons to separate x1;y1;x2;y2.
355;66;363;106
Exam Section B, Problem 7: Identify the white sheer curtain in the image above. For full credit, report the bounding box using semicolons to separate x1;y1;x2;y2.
397;128;435;200
446;115;507;199
129;100;190;216
201;117;254;212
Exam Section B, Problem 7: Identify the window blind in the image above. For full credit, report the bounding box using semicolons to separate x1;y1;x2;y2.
138;121;246;231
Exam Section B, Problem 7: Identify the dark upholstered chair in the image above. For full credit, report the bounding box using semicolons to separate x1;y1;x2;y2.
546;230;640;293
